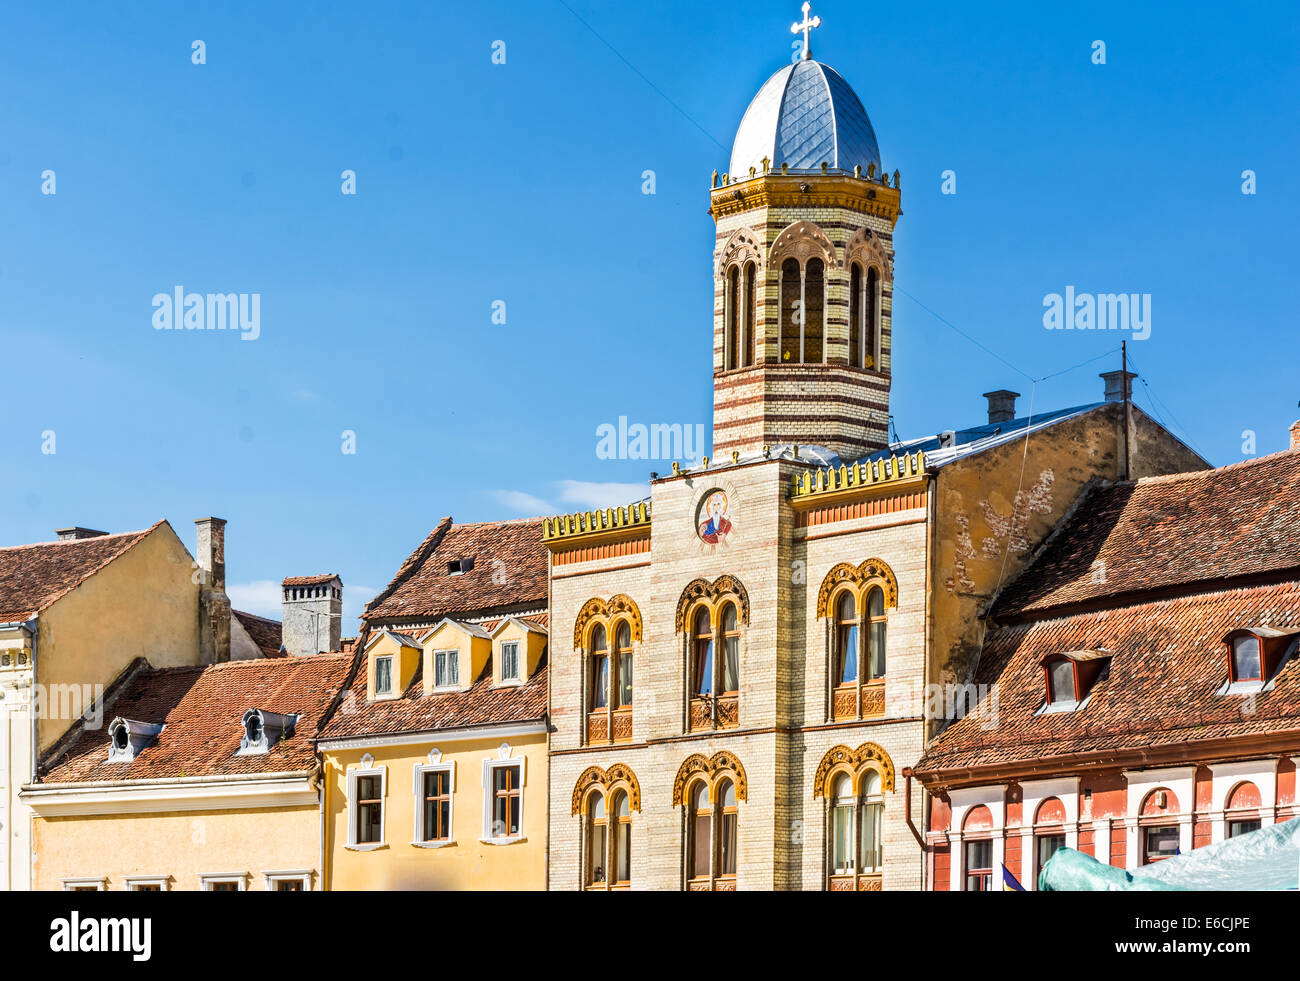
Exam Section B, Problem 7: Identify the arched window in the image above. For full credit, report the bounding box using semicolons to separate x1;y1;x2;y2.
726;265;741;370
589;624;608;712
835;591;858;685
588;793;607;886
780;257;801;362
866;266;879;369
849;262;863;368
866;586;887;679
826;767;884;890
613;791;632;885
686;779;738;889
613;621;633;709
573;764;641;890
693;608;713;698
743;261;756;366
803;258;824;362
721;603;740;695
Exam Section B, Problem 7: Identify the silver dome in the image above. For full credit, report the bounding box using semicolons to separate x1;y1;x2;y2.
728;59;881;178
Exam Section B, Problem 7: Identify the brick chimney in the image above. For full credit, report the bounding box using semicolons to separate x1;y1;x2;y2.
982;390;1020;425
195;517;231;664
55;527;107;541
1291;419;1300;451
1099;369;1137;403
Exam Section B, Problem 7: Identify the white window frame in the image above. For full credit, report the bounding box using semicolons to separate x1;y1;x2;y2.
373;655;395;699
432;649;459;690
123;875;171;891
346;765;388;850
199;872;249;891
263;869;314;891
62;877;107;891
412;760;457;847
498;641;521;685
481;751;527;844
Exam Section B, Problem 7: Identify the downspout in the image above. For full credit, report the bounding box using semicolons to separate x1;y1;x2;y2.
319;760;329;892
901;767;928;853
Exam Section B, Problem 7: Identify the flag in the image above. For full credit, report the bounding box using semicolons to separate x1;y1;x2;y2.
1002;864;1026;891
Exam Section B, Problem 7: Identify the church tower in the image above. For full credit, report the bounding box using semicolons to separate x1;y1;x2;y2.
710;4;900;462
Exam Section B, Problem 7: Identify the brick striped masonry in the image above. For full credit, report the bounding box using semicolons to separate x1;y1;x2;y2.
709;172;902;462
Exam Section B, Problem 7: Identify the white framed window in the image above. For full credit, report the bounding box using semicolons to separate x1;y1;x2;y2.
481;750;526;843
123;875;170;892
433;649;459;689
346;765;387;850
264;869;314;891
199;873;248;891
412;760;456;847
499;642;520;683
374;656;394;696
62;877;107;891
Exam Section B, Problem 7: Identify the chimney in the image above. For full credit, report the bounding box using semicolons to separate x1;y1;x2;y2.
195;517;231;664
1100;369;1137;403
1290;420;1300;451
55;527;108;541
982;390;1020;425
281;575;343;656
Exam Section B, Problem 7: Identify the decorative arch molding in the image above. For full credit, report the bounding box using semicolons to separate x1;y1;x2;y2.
843;226;892;279
671;750;748;806
770;220;836;269
570;763;643;816
573;593;643;650
812;742;897;798
715;226;765;278
815;559;899;618
674;574;751;634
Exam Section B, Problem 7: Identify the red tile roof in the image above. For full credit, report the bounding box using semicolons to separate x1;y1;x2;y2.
41;653;357;782
915;581;1300;776
995;450;1300;617
232;609;284;657
319;656;547;741
0;524;161;622
363;517;548;623
282;574;339;586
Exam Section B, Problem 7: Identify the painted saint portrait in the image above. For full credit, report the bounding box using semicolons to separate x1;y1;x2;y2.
697;490;732;546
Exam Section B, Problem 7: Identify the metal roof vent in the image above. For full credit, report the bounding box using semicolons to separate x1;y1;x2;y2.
107;717;164;763
237;708;299;755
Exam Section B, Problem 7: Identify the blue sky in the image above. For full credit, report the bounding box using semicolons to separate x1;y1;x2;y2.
2;1;1296;630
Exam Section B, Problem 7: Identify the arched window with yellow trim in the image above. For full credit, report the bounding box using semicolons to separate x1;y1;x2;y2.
577;596;642;746
574;765;641;891
815;743;893;891
818;561;897;722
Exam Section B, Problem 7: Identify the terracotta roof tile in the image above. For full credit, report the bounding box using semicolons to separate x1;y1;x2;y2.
232;609;284;657
0;524;160;622
363;517;548;623
319;656;547;740
282;574;339;586
996;450;1300;616
41;653;356;782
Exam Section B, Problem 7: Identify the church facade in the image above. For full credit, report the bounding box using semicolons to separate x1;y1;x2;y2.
542;12;1205;891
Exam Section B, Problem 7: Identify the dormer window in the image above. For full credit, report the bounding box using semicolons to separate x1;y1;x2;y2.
1038;650;1110;714
1222;627;1299;691
433;649;460;689
500;641;520;683
375;655;393;696
237;709;299;755
447;557;474;576
107;717;164;763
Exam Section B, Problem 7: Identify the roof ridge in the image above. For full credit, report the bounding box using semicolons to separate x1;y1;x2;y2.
1124;445;1297;487
232;609;282;625
0;523;157;553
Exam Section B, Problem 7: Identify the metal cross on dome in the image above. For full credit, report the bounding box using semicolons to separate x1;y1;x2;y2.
791;1;822;61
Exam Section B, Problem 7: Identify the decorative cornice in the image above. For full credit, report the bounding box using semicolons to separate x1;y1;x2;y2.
671;750;748;806
709;174;901;222
21;774;318;816
813;742;897;798
543;502;651;549
789;451;927;506
816;558;900;618
573;594;643;650
570;763;643;816
674;574;751;634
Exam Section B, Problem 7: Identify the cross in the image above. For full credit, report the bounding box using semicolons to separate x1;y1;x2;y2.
791;1;822;61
